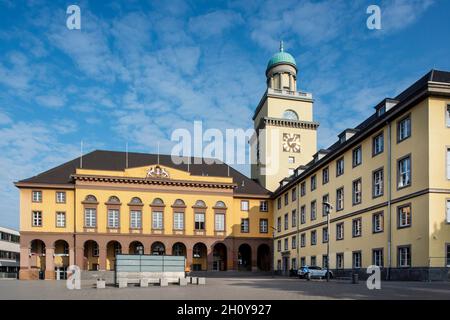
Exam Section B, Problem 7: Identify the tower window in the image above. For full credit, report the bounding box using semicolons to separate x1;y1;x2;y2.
282;109;298;120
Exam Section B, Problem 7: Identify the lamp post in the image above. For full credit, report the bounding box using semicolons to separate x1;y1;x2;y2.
270;226;276;278
323;202;333;282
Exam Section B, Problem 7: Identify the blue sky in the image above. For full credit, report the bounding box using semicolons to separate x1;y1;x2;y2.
0;0;449;229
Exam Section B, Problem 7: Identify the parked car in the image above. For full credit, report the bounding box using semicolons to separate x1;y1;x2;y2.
297;265;333;280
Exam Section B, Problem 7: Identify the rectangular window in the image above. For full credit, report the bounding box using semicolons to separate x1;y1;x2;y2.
32;211;42;227
373;212;384;233
300;205;306;224
195;213;205;230
292;236;297;249
336;253;344;269
56;191;66;203
292;187;297;202
291;209;297;228
56;212;65;228
300;182;306;196
322;167;329;184
173;212;184;230
398;205;411;228
352;146;362;167
215;214;225;231
322;227;328;243
398;115;411;142
284;213;288;230
352;218;362;237
322;194;330;216
373;249;384;267
84;208;96;228
152;211;163;230
241;200;249;211
259;201;268;212
300;257;306;267
288;156;295;164
259;219;268;233
310;256;316;267
131;210;142;229
398;156;411;188
277;197;281;209
336;187;344;211
300;233;306;247
447;200;450;223
277;217;281;232
373;168;384;197
322;255;329;269
398;246;411;267
292;258;297;270
352;251;362;269
336;223;344;240
284;193;289;205
352;178;362;205
107;209;119;228
336;158;344;176
446;105;450;127
447;148;450;180
446;244;450;267
310;175;317;191
284;238;288;251
373;133;384;155
277;240;281;252
32;191;42;203
311;200;317;221
311;230;317;245
241;218;249;233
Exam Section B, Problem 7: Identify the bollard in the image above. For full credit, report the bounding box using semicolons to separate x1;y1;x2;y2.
186;276;191;283
160;278;168;287
179;278;188;286
191;277;198;284
198;277;206;285
118;279;128;288
351;273;359;284
96;279;106;289
140;278;149;287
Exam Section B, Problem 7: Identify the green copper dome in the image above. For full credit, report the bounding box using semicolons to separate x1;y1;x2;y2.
266;41;297;71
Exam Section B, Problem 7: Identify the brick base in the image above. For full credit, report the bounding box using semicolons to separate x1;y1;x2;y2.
19;269;39;280
45;270;55;280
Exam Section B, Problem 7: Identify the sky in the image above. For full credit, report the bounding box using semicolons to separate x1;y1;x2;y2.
0;0;449;229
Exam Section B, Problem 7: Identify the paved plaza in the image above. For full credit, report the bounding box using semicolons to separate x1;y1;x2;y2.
0;275;449;300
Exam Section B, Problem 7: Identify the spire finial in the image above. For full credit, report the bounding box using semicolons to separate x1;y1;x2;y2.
279;40;284;52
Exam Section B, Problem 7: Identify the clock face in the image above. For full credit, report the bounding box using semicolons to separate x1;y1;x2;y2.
283;133;301;153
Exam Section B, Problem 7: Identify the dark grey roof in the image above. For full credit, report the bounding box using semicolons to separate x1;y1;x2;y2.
17;150;270;196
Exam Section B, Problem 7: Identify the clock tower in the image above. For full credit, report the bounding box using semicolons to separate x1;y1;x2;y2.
250;42;319;191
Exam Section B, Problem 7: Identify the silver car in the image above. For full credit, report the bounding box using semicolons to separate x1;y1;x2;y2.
297;265;333;280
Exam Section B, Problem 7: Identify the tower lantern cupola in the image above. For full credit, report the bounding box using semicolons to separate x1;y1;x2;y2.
266;41;297;91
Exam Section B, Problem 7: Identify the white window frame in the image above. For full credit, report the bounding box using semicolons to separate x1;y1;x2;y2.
311;230;317;245
373;212;384;233
284;213;288;230
259;219;268;233
56;191;66;203
130;210;142;229
300;233;306;247
241;218;249;233
292;236;297;249
352;251;362;269
336;187;344;211
56;212;65;228
373;249;383;267
259;201;268;212
352;218;362;237
32;191;42;202
194;212;205;230
373;133;384;155
84;208;96;228
107;209;119;228
291;209;297;227
241;200;249;211
215;213;225;231
322;227;329;243
336;223;344;240
446;104;450;127
152;211;163;230
398;205;411;228
284;238;288;251
336;158;344;176
32;211;42;227
352;179;362;205
398;156;411;188
352;146;362;167
398;116;411;141
336;253;344;269
311;201;317;220
300;206;306;224
173;212;184;230
398;246;411;267
373;169;384;197
446;199;450;224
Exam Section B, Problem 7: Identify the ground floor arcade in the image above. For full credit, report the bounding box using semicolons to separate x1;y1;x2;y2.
19;232;272;280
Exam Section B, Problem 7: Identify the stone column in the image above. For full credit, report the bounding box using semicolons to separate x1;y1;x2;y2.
251;244;258;272
69;247;75;266
207;246;214;271
227;247;235;271
19;247;30;280
98;246;107;271
186;248;193;272
75;246;85;270
45;247;55;280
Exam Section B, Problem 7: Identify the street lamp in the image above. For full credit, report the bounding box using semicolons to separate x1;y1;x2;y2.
323;202;333;282
270;226;277;278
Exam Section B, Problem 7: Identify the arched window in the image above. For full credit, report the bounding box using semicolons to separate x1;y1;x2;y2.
130;197;142;204
215;201;226;208
173;199;185;206
84;195;97;202
152;198;164;205
194;200;206;208
283;109;298;120
108;196;120;203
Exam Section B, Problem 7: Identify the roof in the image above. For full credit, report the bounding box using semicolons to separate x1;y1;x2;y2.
16;150;270;197
273;69;450;196
266;51;297;71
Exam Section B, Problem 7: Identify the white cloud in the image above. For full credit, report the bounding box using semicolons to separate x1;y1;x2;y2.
189;10;244;38
381;0;434;33
35;93;66;108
